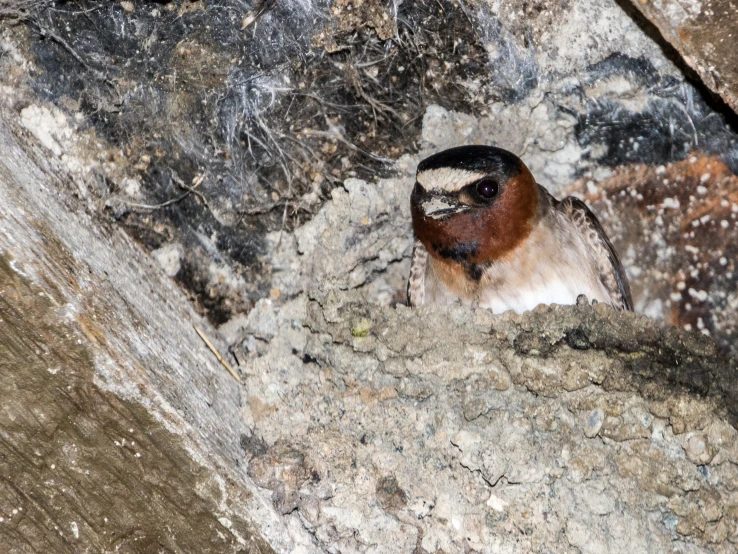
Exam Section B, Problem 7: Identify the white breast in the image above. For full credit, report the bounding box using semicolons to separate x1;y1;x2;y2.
424;215;612;314
479;272;608;314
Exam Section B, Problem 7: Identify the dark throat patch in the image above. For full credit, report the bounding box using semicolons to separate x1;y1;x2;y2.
431;240;487;281
433;241;480;263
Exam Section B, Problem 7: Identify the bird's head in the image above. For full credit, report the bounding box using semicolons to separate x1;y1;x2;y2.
411;145;539;268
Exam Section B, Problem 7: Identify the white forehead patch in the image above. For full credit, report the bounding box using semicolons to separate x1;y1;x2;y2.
416;167;485;193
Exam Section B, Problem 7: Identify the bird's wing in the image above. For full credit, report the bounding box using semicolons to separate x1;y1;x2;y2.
558;196;633;310
407;240;428;307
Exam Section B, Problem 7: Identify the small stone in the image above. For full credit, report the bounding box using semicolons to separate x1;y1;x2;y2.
151;243;182;277
247;443;313;491
122;177;142;198
480;446;508;486
462;397;490;421
486;493;509;512
382;358;408;377
584;408;604;438
492;372;511;392
408;497;434;520
376;475;407;511
562;363;590;392
600;417;651;442
683;433;716;465
246;299;278;340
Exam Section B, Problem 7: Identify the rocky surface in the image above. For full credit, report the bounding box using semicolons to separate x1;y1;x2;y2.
1;0;738;552
630;0;738;114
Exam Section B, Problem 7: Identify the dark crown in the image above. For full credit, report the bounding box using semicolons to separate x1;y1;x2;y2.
417;145;524;181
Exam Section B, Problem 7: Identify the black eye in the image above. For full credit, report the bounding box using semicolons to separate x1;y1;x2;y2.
475;178;498;199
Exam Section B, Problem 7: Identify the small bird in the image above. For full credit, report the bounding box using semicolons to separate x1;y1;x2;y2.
407;145;632;313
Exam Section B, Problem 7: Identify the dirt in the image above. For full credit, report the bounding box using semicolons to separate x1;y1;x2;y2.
230;287;738;552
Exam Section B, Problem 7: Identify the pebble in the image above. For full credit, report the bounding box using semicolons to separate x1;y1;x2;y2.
584;408;605;438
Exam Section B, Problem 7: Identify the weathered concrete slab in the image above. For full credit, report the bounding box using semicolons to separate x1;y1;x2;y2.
629;0;738;113
0;110;306;553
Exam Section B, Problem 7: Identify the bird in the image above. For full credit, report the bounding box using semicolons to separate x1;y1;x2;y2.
407;145;632;314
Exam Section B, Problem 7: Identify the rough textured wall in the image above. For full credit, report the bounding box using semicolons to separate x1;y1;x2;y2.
568;155;738;358
1;0;738;552
282;290;738;552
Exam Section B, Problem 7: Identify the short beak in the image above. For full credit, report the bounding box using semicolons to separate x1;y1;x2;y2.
412;182;470;219
420;196;469;219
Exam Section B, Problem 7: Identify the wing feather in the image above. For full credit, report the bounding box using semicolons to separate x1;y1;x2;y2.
557;196;633;311
407;240;428;307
